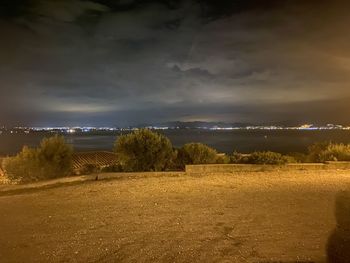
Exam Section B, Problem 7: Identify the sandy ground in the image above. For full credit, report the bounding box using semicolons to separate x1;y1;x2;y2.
0;170;350;263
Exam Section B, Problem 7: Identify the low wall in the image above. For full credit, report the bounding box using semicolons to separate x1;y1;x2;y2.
185;162;350;174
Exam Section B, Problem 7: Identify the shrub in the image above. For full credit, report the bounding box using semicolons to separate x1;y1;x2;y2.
38;135;73;178
216;154;230;164
230;151;249;164
308;142;350;162
79;163;101;175
3;146;41;183
246;151;293;165
3;135;73;183
289;152;308;163
175;143;218;169
114;129;174;172
307;142;330;162
321;143;350;162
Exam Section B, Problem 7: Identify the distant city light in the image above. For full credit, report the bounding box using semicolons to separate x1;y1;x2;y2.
0;123;350;135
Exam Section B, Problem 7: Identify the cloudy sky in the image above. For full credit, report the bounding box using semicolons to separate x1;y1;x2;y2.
1;0;350;126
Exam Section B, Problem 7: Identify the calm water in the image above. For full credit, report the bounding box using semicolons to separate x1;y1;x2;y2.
1;130;350;155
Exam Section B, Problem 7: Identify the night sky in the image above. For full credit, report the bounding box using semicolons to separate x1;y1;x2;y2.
1;0;350;127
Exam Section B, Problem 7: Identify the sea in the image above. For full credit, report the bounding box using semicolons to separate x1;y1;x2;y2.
1;129;350;155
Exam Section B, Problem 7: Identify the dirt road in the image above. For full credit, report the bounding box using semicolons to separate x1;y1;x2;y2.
0;171;349;262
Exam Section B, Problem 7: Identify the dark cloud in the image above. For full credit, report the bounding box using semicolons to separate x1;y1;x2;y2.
1;0;350;126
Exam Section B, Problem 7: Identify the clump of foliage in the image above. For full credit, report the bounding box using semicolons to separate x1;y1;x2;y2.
2;146;41;183
216;154;231;164
38;136;73;177
306;142;330;162
3;135;73;183
230;151;250;164
78;163;101;175
114;129;174;172
288;152;309;163
175;143;218;169
246;151;294;165
308;142;350;162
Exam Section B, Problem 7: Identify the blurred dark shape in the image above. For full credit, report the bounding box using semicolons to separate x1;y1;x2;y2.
327;189;350;263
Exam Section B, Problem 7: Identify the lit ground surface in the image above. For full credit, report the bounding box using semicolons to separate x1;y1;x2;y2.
0;171;350;263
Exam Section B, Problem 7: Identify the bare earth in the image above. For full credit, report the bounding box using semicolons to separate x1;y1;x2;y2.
0;171;350;263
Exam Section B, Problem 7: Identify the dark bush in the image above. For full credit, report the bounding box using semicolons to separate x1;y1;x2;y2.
216;154;230;164
307;142;330;162
246;151;294;165
307;142;350;162
3;146;41;183
230;151;250;164
288;152;308;163
79;163;101;175
114;129;174;172
3;135;73;183
38;135;73;178
175;143;218;169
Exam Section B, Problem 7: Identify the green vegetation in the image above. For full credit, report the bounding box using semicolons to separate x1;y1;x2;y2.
3;129;350;184
3;135;73;183
306;142;330;163
175;143;218;169
230;151;249;164
288;152;308;163
307;142;350;162
246;151;295;165
229;151;294;165
78;163;101;175
114;129;174;172
216;154;231;164
2;146;41;183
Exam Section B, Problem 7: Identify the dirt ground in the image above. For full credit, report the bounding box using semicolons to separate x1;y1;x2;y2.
0;170;350;263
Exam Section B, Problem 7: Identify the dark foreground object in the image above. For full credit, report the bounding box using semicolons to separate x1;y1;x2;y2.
327;190;350;263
